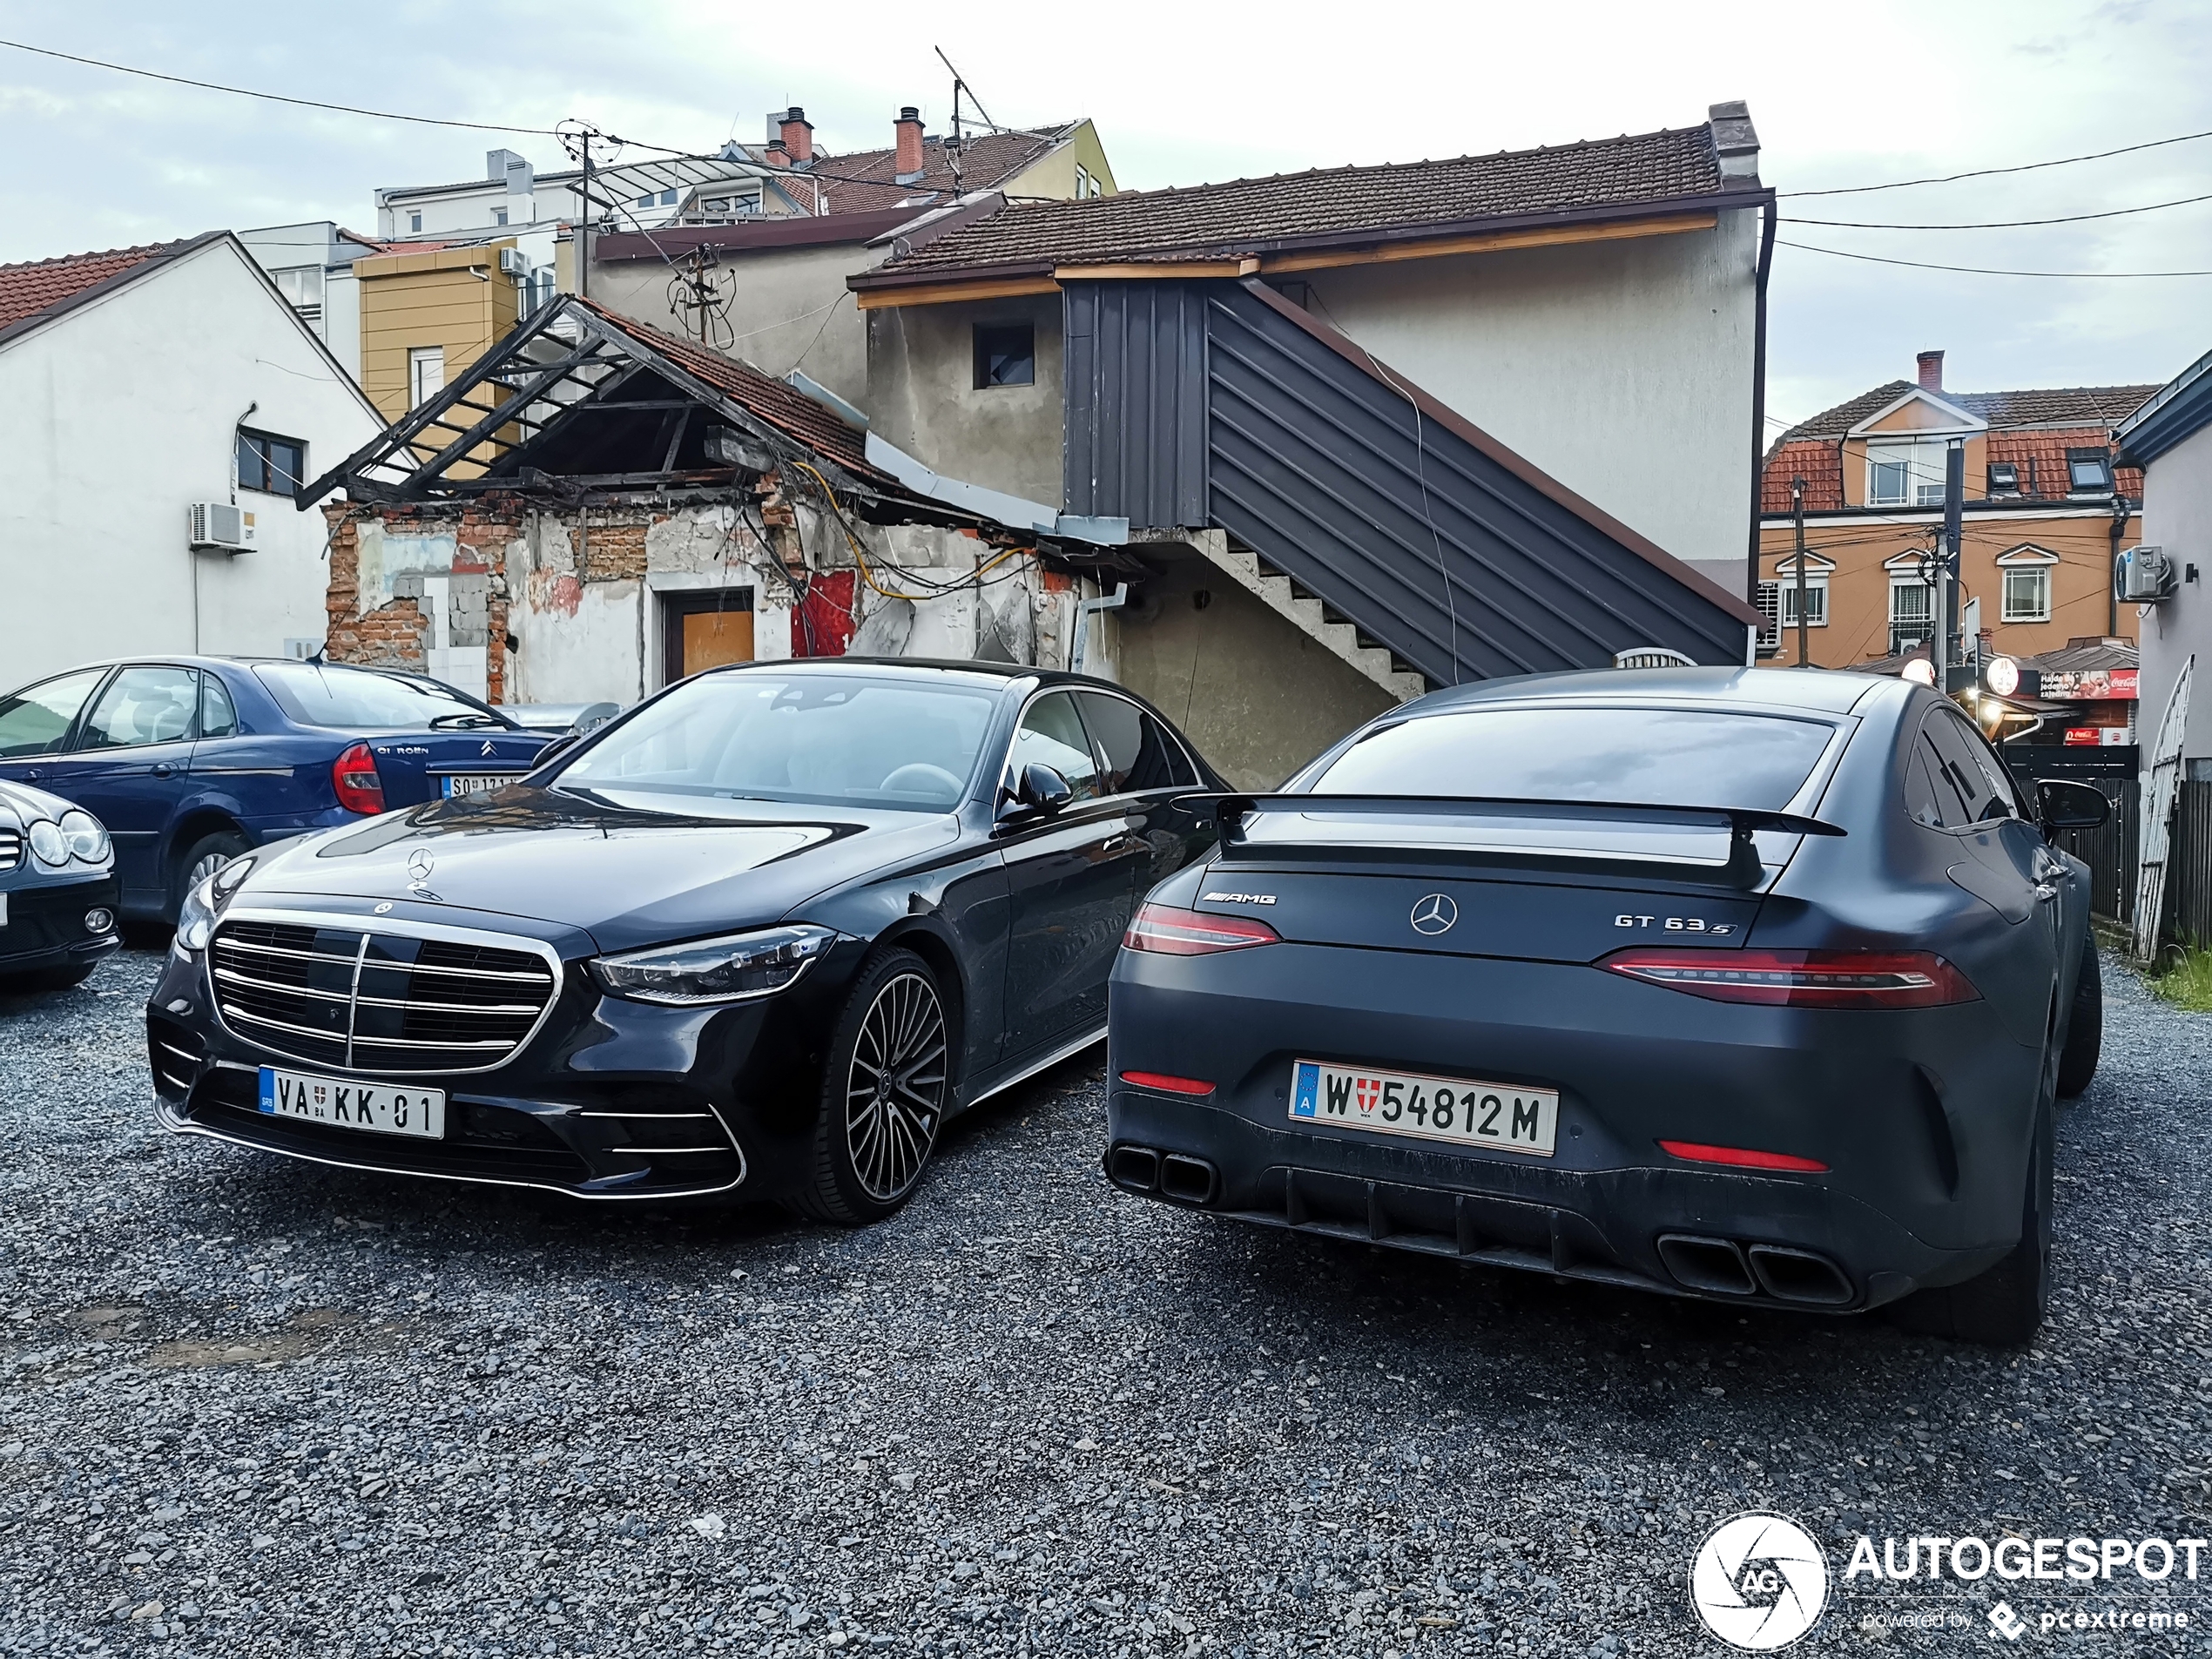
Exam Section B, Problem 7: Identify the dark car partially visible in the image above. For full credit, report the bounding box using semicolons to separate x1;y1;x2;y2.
0;658;552;921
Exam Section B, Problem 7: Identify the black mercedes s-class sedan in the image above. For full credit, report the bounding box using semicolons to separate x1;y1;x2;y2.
147;660;1222;1221
1104;667;2109;1345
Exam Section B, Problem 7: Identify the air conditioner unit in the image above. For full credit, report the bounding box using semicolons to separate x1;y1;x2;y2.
187;502;256;552
497;246;529;277
2115;543;2175;604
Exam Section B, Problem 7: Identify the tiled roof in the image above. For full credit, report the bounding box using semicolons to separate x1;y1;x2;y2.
772;126;1076;217
1952;385;2161;428
1776;380;2163;442
578;299;879;482
867;124;1731;277
1764;378;2160;514
0;239;192;338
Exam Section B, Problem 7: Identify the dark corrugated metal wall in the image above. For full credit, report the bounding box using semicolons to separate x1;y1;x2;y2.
1062;278;1751;685
1063;283;1207;527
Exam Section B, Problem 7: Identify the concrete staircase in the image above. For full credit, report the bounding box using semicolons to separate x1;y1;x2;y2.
1181;529;1427;704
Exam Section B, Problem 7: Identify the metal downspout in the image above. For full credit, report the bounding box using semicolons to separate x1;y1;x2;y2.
1746;199;1777;606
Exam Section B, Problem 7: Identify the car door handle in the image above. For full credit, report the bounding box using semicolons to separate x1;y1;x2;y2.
150;762;179;779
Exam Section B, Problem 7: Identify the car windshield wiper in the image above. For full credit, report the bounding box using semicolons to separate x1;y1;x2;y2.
428;712;502;730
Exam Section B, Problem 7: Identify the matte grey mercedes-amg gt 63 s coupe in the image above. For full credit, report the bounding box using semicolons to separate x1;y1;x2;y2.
1105;667;2108;1345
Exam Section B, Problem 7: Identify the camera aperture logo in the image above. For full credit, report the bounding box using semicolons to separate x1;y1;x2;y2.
1690;1512;1831;1650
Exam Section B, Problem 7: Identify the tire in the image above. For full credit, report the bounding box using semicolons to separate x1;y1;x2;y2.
170;830;251;924
792;948;953;1226
2056;935;2102;1099
1889;1058;2055;1346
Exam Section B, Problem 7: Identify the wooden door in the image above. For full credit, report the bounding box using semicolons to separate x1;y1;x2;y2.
662;591;756;684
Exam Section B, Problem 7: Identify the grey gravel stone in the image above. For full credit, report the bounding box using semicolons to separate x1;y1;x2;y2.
1;943;2209;1656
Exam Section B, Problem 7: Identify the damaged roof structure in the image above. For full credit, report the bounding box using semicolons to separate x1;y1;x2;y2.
302;296;1136;710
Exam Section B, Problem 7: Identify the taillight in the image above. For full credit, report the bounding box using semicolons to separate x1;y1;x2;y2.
331;741;386;814
1659;1140;1829;1173
1118;1070;1216;1096
1602;948;1978;1008
1123;902;1280;955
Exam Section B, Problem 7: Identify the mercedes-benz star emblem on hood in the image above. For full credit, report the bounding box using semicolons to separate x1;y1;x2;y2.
407;847;436;884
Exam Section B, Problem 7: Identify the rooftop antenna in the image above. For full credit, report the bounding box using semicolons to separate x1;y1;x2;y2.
934;46;1000;195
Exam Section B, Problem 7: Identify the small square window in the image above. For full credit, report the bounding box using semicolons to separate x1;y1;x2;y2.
1986;462;2019;494
2066;448;2112;492
408;211;422;233
660;189;678;206
237;428;306;495
974;323;1035;388
492;206;508;226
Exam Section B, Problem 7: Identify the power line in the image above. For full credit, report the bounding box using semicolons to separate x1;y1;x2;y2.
1782;125;2212;199
0;37;557;134
1778;239;2212;279
1784;190;2212;232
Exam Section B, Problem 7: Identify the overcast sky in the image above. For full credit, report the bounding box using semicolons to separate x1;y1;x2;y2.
3;0;2209;428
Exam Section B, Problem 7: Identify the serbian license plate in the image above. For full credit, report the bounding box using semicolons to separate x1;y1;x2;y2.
258;1067;446;1140
440;773;516;798
1290;1059;1558;1157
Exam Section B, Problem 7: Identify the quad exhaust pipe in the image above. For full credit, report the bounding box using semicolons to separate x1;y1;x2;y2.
1105;1143;1219;1207
1656;1233;1852;1306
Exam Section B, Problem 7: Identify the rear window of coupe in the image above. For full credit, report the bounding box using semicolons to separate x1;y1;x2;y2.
1312;706;1837;812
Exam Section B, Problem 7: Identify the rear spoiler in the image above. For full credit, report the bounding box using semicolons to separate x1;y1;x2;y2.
1177;792;1845;889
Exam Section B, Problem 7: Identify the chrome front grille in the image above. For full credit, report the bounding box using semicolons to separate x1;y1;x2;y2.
0;828;20;873
209;914;561;1076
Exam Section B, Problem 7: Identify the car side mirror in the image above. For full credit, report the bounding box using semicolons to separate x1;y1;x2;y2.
1016;763;1074;815
2036;778;2109;833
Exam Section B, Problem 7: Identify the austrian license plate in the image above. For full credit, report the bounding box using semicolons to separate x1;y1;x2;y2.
440;773;515;798
1290;1059;1558;1157
258;1067;446;1140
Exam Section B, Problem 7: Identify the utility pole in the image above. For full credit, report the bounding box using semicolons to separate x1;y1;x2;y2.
2108;487;2130;637
1791;475;1810;668
579;135;593;300
1938;439;1965;686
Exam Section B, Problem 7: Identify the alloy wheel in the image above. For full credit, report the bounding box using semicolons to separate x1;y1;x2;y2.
843;971;948;1203
188;852;230;893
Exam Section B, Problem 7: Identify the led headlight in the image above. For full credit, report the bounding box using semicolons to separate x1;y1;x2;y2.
172;857;255;958
590;924;835;1006
26;819;66;867
59;809;108;863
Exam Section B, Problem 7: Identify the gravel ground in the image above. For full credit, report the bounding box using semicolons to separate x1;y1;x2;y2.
2;941;2209;1658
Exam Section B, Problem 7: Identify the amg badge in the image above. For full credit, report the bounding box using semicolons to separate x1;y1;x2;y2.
1202;892;1277;906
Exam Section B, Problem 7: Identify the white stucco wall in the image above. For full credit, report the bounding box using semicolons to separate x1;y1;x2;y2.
1301;209;1761;580
2135;417;2212;765
0;238;383;685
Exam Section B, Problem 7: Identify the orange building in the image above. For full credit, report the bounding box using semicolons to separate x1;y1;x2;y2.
1757;352;2153;668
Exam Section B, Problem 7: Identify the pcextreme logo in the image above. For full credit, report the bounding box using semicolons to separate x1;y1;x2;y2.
1689;1512;1831;1650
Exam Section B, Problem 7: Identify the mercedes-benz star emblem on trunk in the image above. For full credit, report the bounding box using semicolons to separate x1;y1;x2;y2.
1410;894;1458;935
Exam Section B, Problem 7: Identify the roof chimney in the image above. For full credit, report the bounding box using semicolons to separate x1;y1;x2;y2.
1707;100;1760;187
764;138;789;169
894;106;926;185
779;106;814;166
1917;349;1945;392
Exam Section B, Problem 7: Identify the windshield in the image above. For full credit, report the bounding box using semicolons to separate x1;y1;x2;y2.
556;672;1000;812
254;663;509;731
1312;705;1836;813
